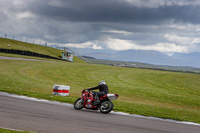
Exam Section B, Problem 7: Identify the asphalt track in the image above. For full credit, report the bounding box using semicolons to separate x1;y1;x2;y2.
0;92;200;133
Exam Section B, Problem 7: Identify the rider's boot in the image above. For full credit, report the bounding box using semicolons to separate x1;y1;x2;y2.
93;93;100;105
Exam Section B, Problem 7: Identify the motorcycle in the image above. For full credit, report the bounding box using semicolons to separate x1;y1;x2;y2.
74;89;119;114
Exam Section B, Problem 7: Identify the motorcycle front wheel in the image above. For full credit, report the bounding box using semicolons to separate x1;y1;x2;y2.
99;100;113;114
74;98;84;110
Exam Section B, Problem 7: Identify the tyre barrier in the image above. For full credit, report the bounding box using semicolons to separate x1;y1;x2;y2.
53;84;70;96
0;48;65;61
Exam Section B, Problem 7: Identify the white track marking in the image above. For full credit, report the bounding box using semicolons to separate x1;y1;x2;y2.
0;92;199;127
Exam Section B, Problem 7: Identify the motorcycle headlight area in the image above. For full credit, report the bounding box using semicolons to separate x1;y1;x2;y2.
87;99;91;103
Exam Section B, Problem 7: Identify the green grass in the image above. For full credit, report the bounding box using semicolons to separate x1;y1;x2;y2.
0;38;85;63
0;128;31;133
0;60;200;123
1;37;200;124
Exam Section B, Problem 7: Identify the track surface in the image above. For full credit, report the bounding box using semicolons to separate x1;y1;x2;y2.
0;93;200;133
0;56;48;61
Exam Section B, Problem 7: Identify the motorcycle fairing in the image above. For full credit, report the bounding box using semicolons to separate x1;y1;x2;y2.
107;94;118;101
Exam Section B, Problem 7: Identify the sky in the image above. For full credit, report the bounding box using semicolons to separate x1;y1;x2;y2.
0;0;200;56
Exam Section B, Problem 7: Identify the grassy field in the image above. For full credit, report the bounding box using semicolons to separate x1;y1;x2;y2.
0;38;85;63
0;128;31;133
0;59;200;123
1;38;200;123
85;58;200;73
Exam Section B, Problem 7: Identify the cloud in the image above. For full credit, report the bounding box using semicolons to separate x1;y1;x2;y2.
105;38;136;51
101;30;133;35
16;12;35;19
165;34;200;45
164;34;193;45
22;0;200;24
123;0;200;8
59;41;103;50
151;42;188;53
164;34;200;52
0;0;200;56
104;37;188;53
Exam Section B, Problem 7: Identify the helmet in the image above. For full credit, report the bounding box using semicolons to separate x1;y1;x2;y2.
99;81;106;85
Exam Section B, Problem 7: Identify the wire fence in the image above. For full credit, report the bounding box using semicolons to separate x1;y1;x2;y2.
0;33;55;48
0;33;90;63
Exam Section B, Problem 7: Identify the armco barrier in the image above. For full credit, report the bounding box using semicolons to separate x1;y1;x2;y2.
0;48;65;61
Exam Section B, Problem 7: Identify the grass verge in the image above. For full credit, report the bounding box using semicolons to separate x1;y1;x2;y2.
0;60;200;123
0;128;31;133
0;38;85;63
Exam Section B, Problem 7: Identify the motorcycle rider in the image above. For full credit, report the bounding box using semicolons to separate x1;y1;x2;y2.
87;81;109;104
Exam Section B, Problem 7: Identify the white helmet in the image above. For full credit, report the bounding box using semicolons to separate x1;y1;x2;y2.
99;81;106;85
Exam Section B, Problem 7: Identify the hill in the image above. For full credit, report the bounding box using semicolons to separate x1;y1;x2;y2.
83;58;200;74
70;47;200;68
0;37;85;63
0;59;200;123
0;37;200;123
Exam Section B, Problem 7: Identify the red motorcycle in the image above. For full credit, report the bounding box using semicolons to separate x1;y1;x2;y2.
74;89;119;114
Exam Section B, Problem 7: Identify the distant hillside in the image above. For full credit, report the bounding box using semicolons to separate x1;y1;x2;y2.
81;56;96;59
85;49;200;67
84;58;200;74
172;52;200;67
0;38;85;63
70;47;200;68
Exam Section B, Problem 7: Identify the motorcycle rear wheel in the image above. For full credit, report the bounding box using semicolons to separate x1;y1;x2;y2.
74;98;84;110
99;100;113;114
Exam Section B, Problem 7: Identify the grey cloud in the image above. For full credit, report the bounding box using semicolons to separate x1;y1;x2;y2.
0;0;200;53
27;0;200;24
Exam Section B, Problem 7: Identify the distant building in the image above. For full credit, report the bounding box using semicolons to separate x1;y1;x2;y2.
118;64;129;67
61;52;73;62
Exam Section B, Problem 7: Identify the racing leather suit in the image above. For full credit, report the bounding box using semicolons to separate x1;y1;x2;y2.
88;84;109;103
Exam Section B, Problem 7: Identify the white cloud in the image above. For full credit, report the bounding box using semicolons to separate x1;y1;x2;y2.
101;30;132;35
191;38;200;45
151;43;188;53
0;0;199;56
59;41;103;50
196;25;200;32
122;0;200;8
16;12;35;19
164;34;200;52
105;38;136;51
104;37;188;53
164;34;193;46
162;24;186;30
56;37;191;54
